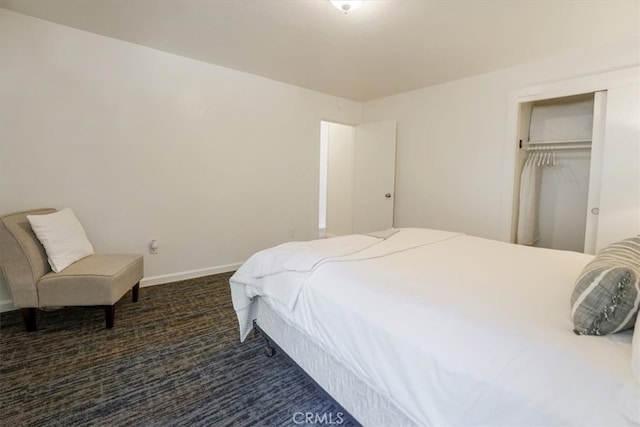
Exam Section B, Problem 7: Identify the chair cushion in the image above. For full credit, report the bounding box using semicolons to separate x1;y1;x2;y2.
37;254;143;307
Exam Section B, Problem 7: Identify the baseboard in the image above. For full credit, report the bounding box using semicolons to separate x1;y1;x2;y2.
0;263;243;313
140;262;243;288
0;300;15;313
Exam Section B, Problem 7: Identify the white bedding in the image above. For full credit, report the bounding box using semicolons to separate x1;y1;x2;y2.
230;228;640;426
230;228;460;337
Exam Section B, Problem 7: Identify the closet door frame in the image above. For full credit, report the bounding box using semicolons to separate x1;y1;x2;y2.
500;66;639;248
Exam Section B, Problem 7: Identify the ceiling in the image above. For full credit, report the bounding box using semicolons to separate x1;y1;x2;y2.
1;0;638;102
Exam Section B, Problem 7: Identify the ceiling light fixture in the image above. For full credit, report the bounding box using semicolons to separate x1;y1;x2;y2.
330;0;364;14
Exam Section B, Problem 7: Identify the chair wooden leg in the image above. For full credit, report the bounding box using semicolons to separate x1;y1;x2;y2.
104;305;115;329
132;282;140;303
21;308;37;332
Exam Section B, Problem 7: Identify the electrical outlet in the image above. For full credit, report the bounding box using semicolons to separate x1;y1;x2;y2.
149;239;159;255
289;229;296;239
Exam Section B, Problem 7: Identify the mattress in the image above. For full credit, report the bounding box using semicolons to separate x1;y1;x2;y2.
231;228;640;426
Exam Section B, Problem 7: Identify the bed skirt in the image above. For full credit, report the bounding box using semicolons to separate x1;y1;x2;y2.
255;298;417;427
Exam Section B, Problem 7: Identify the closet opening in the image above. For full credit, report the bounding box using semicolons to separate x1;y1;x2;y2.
319;120;397;238
318;120;356;238
503;67;639;253
512;92;602;254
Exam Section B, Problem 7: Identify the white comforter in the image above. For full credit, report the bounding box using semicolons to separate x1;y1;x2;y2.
230;229;640;426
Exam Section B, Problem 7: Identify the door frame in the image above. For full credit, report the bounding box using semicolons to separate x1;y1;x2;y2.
499;66;640;244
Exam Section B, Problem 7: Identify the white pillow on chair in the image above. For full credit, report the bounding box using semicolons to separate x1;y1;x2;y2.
27;208;94;273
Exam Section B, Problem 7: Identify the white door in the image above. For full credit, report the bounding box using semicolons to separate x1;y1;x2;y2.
352;120;397;234
583;91;606;254
593;81;640;251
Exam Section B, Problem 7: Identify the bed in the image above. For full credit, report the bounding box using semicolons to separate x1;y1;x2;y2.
230;228;640;426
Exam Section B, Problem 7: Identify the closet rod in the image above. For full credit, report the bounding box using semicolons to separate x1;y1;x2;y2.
519;139;591;149
519;138;591;146
521;143;591;151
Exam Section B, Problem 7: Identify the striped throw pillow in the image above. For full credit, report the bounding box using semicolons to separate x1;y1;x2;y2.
571;236;640;336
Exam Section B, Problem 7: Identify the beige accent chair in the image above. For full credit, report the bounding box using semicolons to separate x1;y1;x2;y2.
0;208;143;331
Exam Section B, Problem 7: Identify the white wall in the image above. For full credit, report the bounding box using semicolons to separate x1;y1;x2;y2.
0;9;361;309
362;38;639;240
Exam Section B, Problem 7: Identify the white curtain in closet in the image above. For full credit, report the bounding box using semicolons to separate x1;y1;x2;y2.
517;154;542;245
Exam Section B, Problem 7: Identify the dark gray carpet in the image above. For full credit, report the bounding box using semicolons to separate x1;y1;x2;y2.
0;273;356;426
